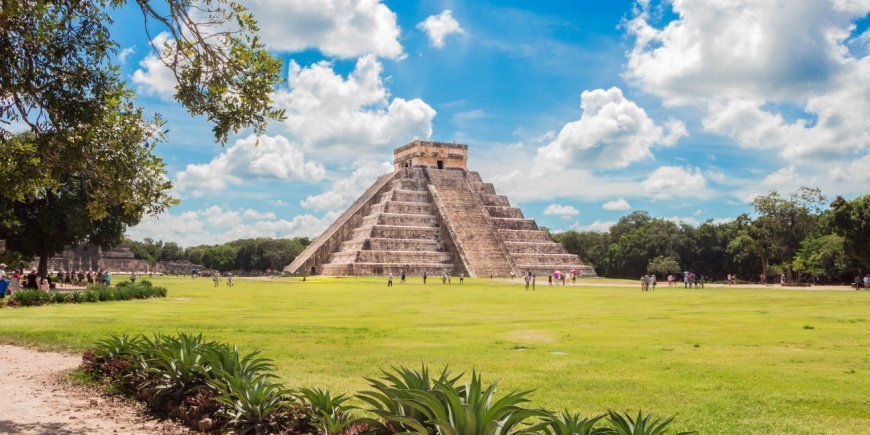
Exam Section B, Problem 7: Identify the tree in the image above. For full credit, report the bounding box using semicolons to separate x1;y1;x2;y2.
647;255;681;277
793;234;850;281
1;0;282;273
830;195;870;272
751;187;826;281
552;230;611;275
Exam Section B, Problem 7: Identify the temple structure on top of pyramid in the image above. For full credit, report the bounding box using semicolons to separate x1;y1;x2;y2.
284;140;596;278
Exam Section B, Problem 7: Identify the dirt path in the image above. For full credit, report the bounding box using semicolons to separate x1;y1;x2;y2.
0;345;187;435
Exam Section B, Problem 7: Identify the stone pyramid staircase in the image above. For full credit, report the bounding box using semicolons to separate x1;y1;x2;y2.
318;175;457;276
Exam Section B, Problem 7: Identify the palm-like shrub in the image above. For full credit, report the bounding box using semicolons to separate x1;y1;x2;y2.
299;387;358;435
606;411;695;435
528;411;609;435
358;365;462;433
142;332;214;408
213;374;293;434
398;371;546;435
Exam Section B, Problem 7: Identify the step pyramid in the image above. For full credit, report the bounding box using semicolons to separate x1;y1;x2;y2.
285;140;596;278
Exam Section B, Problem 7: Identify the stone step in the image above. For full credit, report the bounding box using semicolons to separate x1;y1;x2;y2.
504;241;566;254
365;238;442;251
479;194;510;207
369;225;440;240
320;262;456;276
389;189;430;203
361;213;438;228
382;201;435;215
329;250;454;264
490;217;538;231
485;206;524;219
390;178;429;192
498;229;553;242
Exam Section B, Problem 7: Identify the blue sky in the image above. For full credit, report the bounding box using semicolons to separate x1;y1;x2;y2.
118;0;870;246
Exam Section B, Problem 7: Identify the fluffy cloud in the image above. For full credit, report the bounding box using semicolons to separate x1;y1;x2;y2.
131;32;175;100
118;46;135;64
301;160;393;211
127;206;339;247
762;166;799;187
642;166;709;200
542;204;580;218
625;0;870;161
829;154;870;182
241;0;403;59
176;134;325;197
536;87;686;169
602;198;631;211
569;220;616;233
273;55;436;158
417;10;464;48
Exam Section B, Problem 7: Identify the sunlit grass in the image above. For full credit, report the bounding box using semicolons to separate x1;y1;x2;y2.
1;276;868;433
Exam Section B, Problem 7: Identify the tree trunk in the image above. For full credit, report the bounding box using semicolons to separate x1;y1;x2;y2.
761;256;769;278
38;251;48;278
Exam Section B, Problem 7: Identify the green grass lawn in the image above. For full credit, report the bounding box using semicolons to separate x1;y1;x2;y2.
2;276;869;433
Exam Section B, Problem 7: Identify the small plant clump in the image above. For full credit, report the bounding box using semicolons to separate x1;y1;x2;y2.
5;280;167;307
83;332;696;434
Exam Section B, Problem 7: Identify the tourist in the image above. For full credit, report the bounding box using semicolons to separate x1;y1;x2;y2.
510;271;515;279
641;274;648;291
699;274;706;288
104;270;111;286
227;272;234;287
531;274;536;290
524;272;530;290
548;274;553;286
863;274;870;290
572;272;576;285
441;272;447;284
423;271;427;284
86;270;93;284
25;269;37;289
780;273;785;286
667;274;673;287
130;272;137;283
401;270;406;284
9;270;21;295
459;273;464;284
213;271;220;287
0;275;9;299
684;272;690;288
447;273;452;284
96;270;104;285
77;270;85;285
651;274;657;290
387;273;393;287
38;277;49;291
0;263;6;280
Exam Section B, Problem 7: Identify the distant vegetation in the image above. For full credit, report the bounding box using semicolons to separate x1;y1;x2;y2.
123;237;311;273
553;189;869;282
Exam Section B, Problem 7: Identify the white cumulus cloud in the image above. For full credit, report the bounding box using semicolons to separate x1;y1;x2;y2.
273;55;436;158
417;10;464;48
240;0;403;59
537;87;686;169
176;134;325;197
131;32;175;100
542;204;580;218
602;198;631;211
569;220;616;233
642;166;709;200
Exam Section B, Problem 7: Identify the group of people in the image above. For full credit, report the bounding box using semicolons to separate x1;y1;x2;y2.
0;263;121;298
644;272;707;291
387;271;464;286
212;271;234;287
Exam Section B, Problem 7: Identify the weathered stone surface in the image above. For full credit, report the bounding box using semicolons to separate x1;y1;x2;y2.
285;141;596;278
29;245;152;273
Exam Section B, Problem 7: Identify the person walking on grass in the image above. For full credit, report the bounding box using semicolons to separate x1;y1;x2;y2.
227;272;234;287
401;270;406;284
441;272;447;284
130;272;137;284
531;274;536;290
524;272;530;290
104;270;111;286
459;273;464;284
548;274;553;286
387;272;393;287
213;271;220;287
423;271;427;284
641;274;648;291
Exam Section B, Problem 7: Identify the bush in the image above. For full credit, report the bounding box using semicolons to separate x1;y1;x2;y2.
6;282;166;307
83;333;697;434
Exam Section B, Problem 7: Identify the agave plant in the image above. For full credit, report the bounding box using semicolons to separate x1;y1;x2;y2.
204;344;275;383
94;334;144;361
142;332;215;407
299;387;359;435
527;411;609;435
358;365;462;433
606;411;695;435
212;373;292;434
398;371;547;435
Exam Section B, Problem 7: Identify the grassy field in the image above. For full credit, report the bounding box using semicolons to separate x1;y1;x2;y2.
1;276;869;433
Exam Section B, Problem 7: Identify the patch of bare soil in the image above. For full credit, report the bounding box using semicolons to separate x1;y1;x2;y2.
0;344;189;435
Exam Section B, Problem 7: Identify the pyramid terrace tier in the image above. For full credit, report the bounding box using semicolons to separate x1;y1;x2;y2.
360;213;439;228
353;225;441;240
497;229;555;242
383;189;430;203
320;263;457;276
504;241;571;254
328;250;454;264
484;206;525;219
368;201;435;215
340;238;443;252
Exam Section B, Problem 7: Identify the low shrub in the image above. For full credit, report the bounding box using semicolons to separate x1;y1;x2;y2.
6;281;166;307
83;332;697;434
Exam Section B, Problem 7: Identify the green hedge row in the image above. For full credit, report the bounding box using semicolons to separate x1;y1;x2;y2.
84;332;694;434
6;281;167;307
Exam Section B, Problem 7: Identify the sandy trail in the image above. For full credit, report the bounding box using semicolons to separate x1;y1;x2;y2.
0;345;187;435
